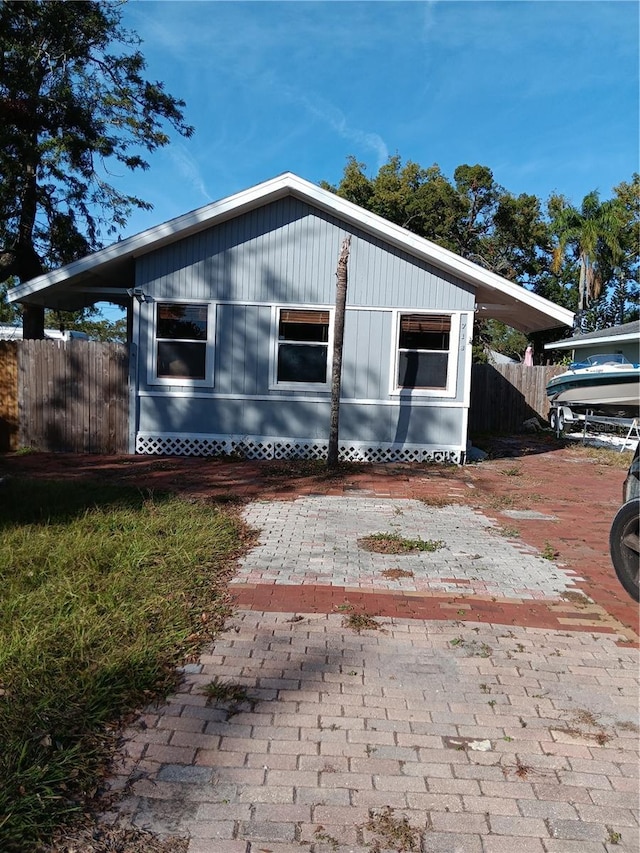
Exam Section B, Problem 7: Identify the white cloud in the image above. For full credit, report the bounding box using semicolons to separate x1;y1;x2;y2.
166;143;212;203
422;0;440;36
289;91;389;168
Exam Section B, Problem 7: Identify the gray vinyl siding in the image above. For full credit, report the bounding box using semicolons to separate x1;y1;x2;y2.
138;396;466;448
139;397;330;439
214;304;271;395
136;197;475;312
341;311;392;400
339;403;465;446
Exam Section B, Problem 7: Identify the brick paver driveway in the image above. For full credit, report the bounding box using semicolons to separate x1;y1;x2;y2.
109;611;639;853
4;436;639;851
234;496;582;599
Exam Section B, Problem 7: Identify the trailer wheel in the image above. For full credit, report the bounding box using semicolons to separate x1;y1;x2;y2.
609;498;640;602
550;408;564;433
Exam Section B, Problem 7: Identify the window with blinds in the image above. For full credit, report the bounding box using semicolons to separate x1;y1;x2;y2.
277;308;330;384
397;313;451;390
279;309;330;343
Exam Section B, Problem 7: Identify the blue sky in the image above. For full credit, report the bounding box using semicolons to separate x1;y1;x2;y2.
100;0;638;316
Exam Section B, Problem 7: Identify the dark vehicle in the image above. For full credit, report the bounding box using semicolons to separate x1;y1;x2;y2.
609;442;639;602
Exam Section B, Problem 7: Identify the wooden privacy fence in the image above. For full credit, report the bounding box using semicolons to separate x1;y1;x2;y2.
0;340;129;453
0;342;19;452
469;363;566;435
0;342;564;454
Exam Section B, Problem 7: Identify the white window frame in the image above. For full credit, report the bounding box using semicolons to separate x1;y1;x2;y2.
389;310;460;398
147;299;216;387
269;304;334;391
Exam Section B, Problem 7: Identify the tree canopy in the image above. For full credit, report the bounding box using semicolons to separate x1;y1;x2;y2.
539;178;639;331
322;155;550;287
549;191;625;311
0;0;193;336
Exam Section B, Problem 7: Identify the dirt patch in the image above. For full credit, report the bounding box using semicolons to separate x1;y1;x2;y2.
343;611;380;633
37;823;188;853
381;568;415;579
358;533;444;554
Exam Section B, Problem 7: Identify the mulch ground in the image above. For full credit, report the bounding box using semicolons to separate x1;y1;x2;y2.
37;825;188;853
2;434;638;643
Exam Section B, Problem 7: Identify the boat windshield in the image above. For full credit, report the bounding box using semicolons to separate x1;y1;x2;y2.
571;354;633;369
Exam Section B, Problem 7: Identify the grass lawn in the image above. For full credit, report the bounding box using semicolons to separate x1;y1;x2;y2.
0;478;247;852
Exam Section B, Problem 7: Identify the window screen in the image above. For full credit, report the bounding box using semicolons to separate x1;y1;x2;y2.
276;309;329;384
156;303;208;380
397;313;451;390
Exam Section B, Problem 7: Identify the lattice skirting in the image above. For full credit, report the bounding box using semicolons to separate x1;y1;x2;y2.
135;432;465;464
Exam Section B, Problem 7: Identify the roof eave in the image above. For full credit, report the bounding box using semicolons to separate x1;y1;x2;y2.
545;332;639;350
8;175;296;303
7;172;574;333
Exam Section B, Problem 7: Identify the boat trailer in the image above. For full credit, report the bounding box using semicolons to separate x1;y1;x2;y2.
549;400;640;449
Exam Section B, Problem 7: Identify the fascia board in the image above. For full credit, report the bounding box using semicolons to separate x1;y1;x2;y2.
8;171;573;329
8;174;295;303
545;333;639;351
286;176;573;329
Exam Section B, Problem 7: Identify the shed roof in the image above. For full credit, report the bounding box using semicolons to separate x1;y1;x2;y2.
544;320;640;351
9;172;573;334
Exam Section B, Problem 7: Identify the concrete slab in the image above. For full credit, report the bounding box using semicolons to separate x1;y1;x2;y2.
501;510;559;521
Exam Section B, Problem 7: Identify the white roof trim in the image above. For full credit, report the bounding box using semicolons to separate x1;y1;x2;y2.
9;172;574;332
545;332;639;350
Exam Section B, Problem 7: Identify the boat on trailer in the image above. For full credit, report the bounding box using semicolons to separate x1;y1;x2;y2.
546;353;640;417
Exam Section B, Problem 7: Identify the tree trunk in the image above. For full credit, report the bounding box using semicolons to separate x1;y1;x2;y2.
22;304;45;339
327;235;351;470
16;141;47;338
578;253;587;310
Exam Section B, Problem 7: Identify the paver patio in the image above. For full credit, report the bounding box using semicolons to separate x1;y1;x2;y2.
233;496;582;598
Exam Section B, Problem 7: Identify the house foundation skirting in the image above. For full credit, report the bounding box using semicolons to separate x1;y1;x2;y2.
135;432;465;464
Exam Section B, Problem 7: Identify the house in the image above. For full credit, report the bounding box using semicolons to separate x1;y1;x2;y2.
0;324;88;341
8;173;573;463
485;348;520;366
544;320;640;366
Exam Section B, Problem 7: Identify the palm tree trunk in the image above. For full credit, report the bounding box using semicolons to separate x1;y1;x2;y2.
578;253;587;311
327;235;351;470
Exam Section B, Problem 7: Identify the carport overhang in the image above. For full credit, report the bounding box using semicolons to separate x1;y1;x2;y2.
8;172;574;335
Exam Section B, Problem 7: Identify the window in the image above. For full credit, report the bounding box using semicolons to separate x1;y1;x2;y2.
276;308;330;385
155;303;208;380
397;313;452;391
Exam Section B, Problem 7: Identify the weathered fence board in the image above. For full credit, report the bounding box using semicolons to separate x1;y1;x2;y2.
0;341;19;451
469;364;566;434
17;340;129;453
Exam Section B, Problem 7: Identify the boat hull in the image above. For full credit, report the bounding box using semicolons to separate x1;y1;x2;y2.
547;369;640;414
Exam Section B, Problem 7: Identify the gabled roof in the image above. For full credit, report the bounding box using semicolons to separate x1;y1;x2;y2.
9;172;573;334
544;320;640;351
